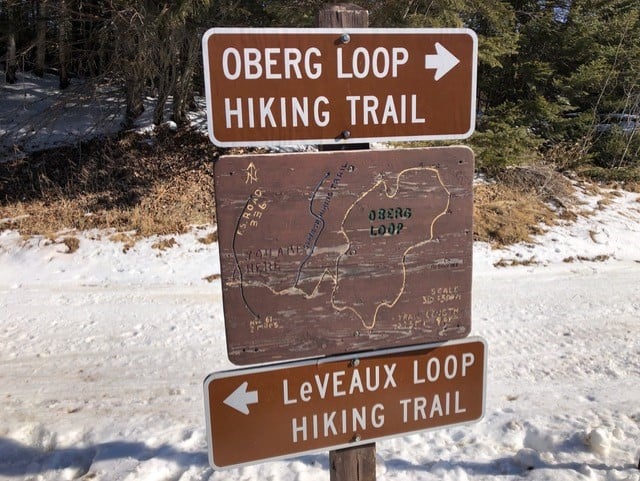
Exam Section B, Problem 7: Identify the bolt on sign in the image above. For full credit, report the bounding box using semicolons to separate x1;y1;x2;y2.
202;28;477;146
214;147;474;365
204;337;486;469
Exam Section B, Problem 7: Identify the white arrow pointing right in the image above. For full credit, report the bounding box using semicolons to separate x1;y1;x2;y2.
425;42;460;81
224;381;259;415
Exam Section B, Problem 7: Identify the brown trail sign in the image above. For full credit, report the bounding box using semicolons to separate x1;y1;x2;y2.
204;337;486;469
202;27;477;147
214;147;474;365
203;10;484;478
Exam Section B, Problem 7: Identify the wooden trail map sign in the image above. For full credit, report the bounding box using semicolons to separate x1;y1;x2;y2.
214;147;474;365
202;28;478;146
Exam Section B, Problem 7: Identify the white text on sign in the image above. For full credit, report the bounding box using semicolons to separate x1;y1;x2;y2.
220;46;427;129
221;46;410;80
283;349;477;444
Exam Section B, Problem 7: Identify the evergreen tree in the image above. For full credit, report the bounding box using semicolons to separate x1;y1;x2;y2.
2;0;638;171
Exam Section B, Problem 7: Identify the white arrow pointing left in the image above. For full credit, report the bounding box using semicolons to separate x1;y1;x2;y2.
425;42;460;81
224;381;259;415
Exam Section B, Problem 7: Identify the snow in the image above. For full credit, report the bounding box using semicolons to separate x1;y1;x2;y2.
2;69;640;480
0;72;125;160
0;70;309;161
1;184;639;480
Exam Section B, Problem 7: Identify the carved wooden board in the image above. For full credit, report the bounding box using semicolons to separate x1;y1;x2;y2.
214;147;474;365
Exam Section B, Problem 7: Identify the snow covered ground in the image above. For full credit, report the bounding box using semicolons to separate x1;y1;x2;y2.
0;73;124;161
0;71;207;161
2;70;640;480
1;181;639;481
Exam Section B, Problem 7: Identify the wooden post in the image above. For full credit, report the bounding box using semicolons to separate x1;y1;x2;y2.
316;3;370;153
316;3;369;29
330;444;376;481
316;4;376;481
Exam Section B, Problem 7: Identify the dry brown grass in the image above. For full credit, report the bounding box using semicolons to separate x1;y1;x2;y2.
0;126;219;237
495;164;575;210
108;232;137;253
473;164;577;246
563;254;611;263
2;132;583;249
202;273;221;282
151;237;178;251
474;182;554;245
493;256;541;268
61;236;80;253
198;231;218;244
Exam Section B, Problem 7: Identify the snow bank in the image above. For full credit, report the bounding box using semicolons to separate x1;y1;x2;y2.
1;185;639;480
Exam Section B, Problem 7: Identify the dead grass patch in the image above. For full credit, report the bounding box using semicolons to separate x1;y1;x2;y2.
493;257;540;268
597;196;613;210
109;232;138;253
198;232;218;244
495;164;575;210
563;254;611;263
574;165;640;189
60;236;80;254
596;190;622;210
3;133;588;250
474;184;554;245
0;127;219;238
474;165;577;246
203;273;221;282
152;237;178;251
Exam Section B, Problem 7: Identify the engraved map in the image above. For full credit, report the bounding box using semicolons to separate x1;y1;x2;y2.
214;147;474;365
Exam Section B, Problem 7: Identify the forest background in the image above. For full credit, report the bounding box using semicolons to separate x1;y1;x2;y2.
1;0;640;242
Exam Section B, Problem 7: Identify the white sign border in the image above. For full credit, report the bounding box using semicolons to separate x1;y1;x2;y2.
201;27;478;148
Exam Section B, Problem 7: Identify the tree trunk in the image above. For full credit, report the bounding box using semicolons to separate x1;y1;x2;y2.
35;0;48;77
115;7;147;127
58;0;71;89
172;32;199;125
5;32;17;84
125;73;145;126
152;22;176;126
